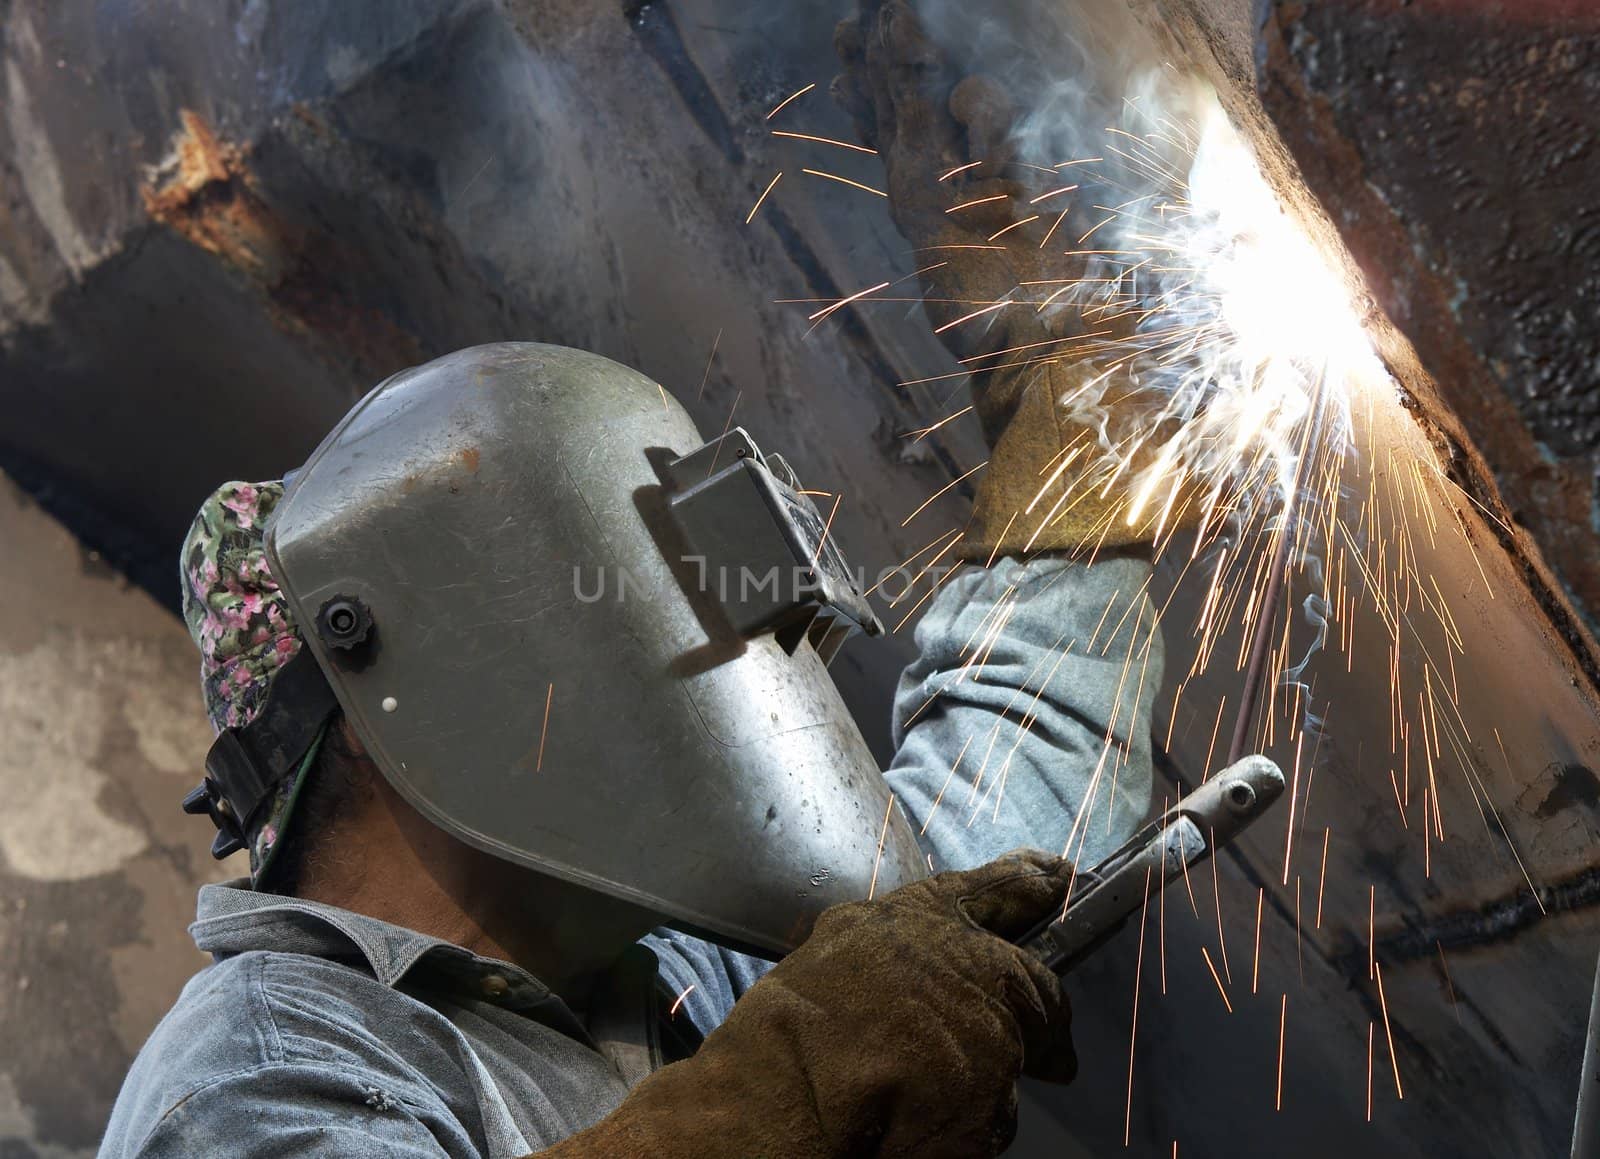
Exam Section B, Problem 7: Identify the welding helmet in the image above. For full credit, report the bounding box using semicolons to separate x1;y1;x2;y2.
259;342;925;955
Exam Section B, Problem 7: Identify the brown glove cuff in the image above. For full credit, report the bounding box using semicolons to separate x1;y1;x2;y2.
534;1039;828;1159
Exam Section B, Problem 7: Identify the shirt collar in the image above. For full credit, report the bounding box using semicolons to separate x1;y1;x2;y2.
190;880;597;1038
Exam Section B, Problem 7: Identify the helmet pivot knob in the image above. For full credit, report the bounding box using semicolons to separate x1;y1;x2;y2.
317;595;374;651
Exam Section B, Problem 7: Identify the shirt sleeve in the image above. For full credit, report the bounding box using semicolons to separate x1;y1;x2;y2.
126;1063;471;1157
886;554;1161;872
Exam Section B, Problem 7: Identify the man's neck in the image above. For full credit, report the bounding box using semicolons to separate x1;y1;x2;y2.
296;775;661;1006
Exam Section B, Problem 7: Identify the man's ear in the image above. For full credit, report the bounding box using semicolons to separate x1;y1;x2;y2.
334;716;371;761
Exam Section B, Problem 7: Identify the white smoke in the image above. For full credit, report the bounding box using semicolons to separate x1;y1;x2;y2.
918;0;1378;536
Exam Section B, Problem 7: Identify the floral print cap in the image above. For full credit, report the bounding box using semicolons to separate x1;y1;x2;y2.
180;479;324;883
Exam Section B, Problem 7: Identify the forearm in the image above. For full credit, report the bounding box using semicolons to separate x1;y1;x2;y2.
887;554;1161;870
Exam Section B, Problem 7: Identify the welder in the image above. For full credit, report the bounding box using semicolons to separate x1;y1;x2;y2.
99;6;1180;1156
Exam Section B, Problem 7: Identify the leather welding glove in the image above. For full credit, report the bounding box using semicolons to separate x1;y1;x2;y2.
537;850;1076;1159
833;1;1199;560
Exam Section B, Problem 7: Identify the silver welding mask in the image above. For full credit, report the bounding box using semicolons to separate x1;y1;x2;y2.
265;342;926;955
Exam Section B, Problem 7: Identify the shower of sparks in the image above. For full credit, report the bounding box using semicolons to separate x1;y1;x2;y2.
754;28;1546;1142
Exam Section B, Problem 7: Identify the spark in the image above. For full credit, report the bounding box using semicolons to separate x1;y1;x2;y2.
1366;1021;1374;1122
1423;787;1431;877
452;153;495;203
1077;213;1120;245
801;168;885;197
939;160;983;181
1276;993;1287;1111
1210;828;1230;983
1295;876;1304;985
1369;886;1376;980
886;532;959;613
745;172;783;224
920;735;973;836
669;984;696;1017
1125;864;1154;1148
1039;206;1071;248
988;215;1039;241
770;129;877;155
1200;945;1233;1013
1437;941;1461;1026
1388;769;1408;828
1282;733;1303;884
1202;696;1227;779
900;460;986;527
536;683;554;772
1252;882;1262;996
947;193;1010;214
764;82;814;120
1160;806;1169;994
1374;960;1404;1099
1316;827;1330;929
933;300;1010;334
697;328;722;400
867;792;895;900
702;390;743;481
892;561;967;632
1029;183;1079;204
808;280;891;325
905;404;974;443
810;492;844;570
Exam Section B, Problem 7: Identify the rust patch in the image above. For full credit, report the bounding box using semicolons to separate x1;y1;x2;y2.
140;109;421;376
459;447;480;474
140;110;286;283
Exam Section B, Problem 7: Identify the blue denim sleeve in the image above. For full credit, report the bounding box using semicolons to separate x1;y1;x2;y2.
128;1063;467;1156
887;555;1161;872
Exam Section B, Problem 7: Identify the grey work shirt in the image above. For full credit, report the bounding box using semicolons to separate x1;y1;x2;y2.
99;557;1159;1157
